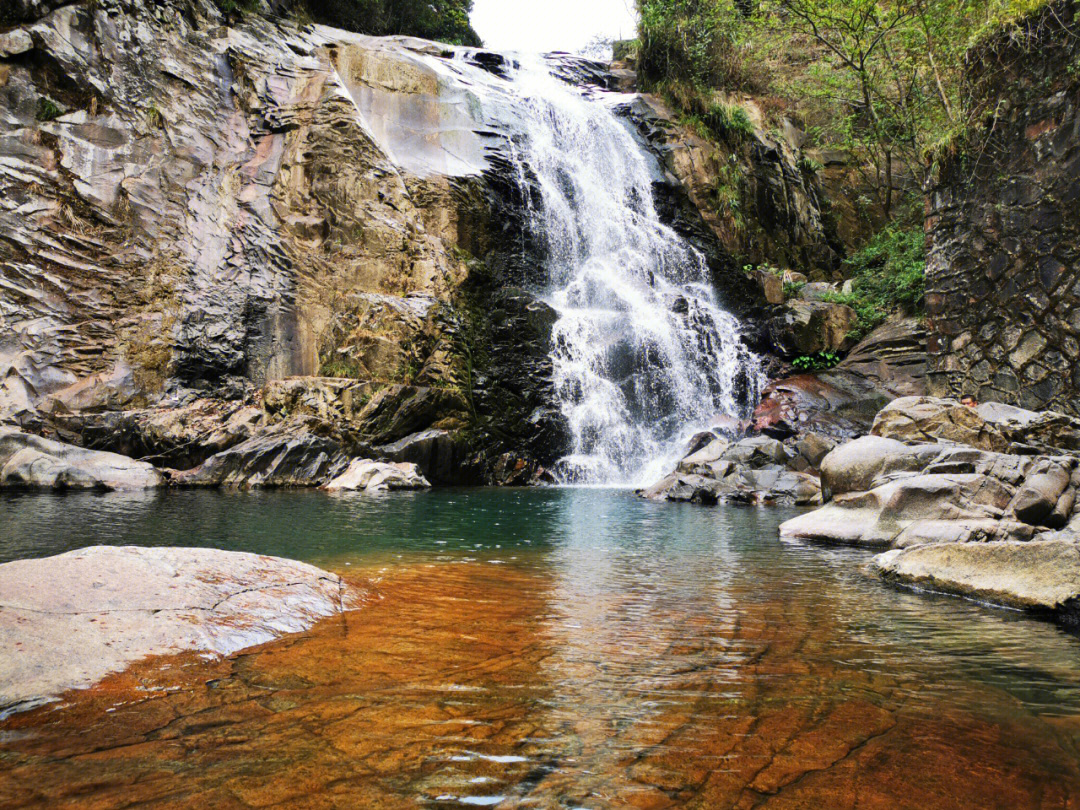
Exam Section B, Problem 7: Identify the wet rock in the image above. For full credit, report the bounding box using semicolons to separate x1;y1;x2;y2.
176;419;360;488
491;452;547;486
0;545;362;714
324;459;430;492
641;435;820;506
872;538;1080;618
753;316;928;443
768;300;857;356
0;428;162;490
377;428;472;484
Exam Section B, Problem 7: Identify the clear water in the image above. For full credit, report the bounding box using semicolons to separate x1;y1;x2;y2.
2;489;1080;808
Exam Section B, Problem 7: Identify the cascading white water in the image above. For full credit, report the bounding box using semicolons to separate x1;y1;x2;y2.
504;57;764;486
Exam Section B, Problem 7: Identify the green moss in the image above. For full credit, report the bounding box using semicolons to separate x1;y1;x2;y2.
36;97;62;122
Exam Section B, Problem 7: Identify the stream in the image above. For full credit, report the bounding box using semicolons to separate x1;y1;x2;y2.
2;488;1079;808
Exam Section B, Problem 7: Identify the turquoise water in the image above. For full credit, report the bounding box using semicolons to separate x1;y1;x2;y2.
3;488;1080;808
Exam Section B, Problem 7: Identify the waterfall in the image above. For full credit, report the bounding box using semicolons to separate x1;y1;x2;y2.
503;57;763;486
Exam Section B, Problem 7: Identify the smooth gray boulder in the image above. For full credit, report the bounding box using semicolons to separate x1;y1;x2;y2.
0;546;363;715
872;538;1080;618
0;428;162;490
819;435;918;497
782;440;1078;547
323;459;431;492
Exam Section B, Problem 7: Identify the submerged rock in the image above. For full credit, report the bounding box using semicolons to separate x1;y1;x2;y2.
0;546;365;714
0;428;162;490
872;538;1080;621
324;459;430;492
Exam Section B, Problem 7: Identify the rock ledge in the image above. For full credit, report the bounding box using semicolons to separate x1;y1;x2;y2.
0;546;365;715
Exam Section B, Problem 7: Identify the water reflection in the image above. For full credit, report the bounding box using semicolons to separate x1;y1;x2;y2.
2;489;1080;808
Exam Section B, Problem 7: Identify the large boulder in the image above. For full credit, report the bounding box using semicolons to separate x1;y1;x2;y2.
323;459;430;492
818;435;932;498
0;428;162;490
768;300;857;356
871;396;1010;451
872;538;1080;620
0;546;363;714
781;439;1078;547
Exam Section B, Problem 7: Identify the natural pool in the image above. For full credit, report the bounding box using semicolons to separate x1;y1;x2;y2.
1;487;1079;808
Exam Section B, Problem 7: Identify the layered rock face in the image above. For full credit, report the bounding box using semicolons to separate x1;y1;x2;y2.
0;0;587;482
924;0;1080;414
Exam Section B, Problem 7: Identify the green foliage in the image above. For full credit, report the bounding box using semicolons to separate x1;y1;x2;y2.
783;280;805;298
214;0;259;13
36;97;62;122
703;102;754;140
301;0;481;45
792;351;841;371
319;356;362;379
640;0;1053;218
821;216;925;339
638;0;738;91
145;103;163;129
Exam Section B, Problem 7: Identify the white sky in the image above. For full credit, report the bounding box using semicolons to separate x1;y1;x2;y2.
471;0;638;54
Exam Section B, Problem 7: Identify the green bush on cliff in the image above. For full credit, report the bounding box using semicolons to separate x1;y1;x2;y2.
300;0;481;45
822;220;925;340
637;0;750;93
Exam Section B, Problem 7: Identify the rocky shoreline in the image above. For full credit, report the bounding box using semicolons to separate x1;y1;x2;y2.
642;394;1080;625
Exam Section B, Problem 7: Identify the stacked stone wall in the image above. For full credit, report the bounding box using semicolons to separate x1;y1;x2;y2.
925;0;1080;415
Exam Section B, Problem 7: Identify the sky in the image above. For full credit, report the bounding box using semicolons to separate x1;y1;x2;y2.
471;0;638;55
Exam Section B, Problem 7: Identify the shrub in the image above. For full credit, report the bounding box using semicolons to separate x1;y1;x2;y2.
792;351;840;372
822;219;925;340
300;0;481;46
703;101;754;140
36;97;62;122
637;0;747;92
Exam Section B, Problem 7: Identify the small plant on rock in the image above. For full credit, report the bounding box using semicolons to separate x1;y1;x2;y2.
36;97;62;122
792;351;840;372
